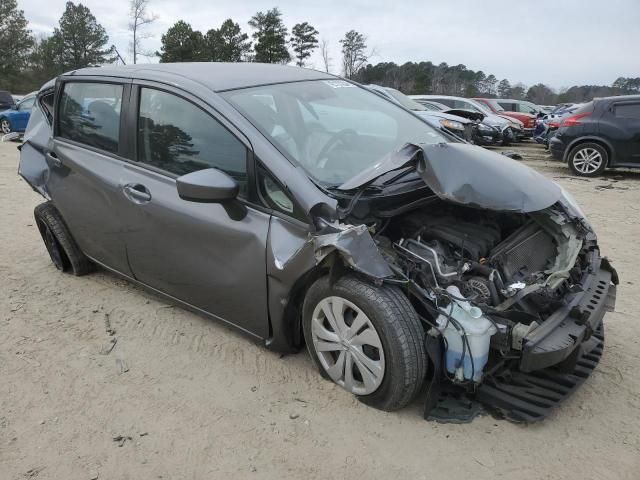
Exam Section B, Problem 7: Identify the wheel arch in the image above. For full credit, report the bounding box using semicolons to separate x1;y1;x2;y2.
564;136;614;165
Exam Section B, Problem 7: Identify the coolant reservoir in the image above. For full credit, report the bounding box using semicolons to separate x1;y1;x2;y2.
436;286;497;382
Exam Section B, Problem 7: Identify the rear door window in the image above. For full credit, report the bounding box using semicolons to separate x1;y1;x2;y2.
137;88;248;195
58;82;123;153
614;102;640;119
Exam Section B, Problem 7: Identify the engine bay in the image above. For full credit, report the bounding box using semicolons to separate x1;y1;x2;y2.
346;199;591;385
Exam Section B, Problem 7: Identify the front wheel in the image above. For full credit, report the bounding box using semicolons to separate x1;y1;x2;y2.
302;275;427;411
568;142;608;177
0;119;11;134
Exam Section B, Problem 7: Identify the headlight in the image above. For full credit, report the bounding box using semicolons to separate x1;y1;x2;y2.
559;185;588;221
440;119;464;131
478;123;494;131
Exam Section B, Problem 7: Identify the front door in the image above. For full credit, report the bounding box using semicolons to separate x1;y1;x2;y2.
118;84;271;338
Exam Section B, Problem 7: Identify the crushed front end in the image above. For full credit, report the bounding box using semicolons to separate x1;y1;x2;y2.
330;143;619;423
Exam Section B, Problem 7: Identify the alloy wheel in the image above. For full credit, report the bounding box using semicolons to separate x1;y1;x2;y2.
310;296;385;395
0;119;11;134
572;147;603;174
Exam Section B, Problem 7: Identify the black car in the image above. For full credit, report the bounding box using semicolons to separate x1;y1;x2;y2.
549;95;640;176
0;90;16;111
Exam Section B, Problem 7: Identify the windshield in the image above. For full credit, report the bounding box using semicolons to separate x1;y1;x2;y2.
486;99;504;112
465;99;493;115
223;79;446;186
384;88;427;111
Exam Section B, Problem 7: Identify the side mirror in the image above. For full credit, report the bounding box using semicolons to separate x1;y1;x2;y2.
176;168;239;203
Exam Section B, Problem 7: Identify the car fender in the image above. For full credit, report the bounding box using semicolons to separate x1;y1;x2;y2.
563;135;616;164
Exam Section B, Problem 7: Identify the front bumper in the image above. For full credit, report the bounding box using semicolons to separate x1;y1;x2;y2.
473;128;502;146
520;254;617;372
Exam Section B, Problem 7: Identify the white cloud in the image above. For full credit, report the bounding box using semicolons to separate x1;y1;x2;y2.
18;0;640;88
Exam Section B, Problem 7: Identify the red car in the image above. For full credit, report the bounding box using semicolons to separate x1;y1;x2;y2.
473;98;536;137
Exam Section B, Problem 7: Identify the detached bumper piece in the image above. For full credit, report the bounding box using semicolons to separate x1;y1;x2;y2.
476;324;604;423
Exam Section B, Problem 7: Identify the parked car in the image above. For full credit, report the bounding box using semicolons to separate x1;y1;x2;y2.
366;85;475;141
0;90;16;112
474;98;537;137
20;64;617;422
0;92;37;134
549;95;640;176
411;97;504;146
411;95;523;145
497;99;544;116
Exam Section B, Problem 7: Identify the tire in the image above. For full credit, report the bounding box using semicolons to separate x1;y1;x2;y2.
568;142;608;177
34;202;94;276
501;127;513;146
302;275;427;411
0;118;11;134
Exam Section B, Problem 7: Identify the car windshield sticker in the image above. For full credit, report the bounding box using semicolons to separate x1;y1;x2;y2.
324;80;355;88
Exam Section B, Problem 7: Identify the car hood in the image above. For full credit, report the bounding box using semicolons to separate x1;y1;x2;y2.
414;110;473;124
441;109;484;122
337;142;562;213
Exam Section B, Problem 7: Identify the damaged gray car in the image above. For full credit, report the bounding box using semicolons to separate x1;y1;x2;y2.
19;63;618;422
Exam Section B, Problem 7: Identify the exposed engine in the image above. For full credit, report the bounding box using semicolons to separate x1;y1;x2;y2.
372;202;588;383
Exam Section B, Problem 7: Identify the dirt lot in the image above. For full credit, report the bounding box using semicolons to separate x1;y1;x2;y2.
1;139;639;480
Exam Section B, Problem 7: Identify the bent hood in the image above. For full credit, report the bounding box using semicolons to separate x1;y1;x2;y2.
338;142;562;213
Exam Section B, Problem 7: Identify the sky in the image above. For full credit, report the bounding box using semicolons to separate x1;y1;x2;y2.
18;0;640;90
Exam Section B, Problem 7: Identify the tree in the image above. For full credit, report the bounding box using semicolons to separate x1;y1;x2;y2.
320;38;331;73
480;74;498;97
497;78;511;98
129;0;157;64
27;34;66;87
510;82;527;100
204;19;251;62
0;0;34;90
526;83;556;105
340;30;367;78
289;22;319;67
57;2;115;70
248;8;290;64
157;20;204;63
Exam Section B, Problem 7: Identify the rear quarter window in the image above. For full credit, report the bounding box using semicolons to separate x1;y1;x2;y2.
58;82;123;153
614;102;640;119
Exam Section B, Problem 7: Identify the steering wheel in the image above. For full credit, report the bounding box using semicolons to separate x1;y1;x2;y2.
314;128;358;164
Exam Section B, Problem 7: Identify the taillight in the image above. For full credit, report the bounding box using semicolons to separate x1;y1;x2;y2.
561;112;591;127
548;120;560;129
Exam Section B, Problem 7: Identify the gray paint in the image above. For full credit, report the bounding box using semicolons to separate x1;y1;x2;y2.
17;63;563;353
339;143;562;213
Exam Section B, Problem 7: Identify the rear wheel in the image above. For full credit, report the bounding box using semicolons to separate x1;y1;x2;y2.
34;202;94;275
0;119;11;134
568;142;608;177
302;275;427;411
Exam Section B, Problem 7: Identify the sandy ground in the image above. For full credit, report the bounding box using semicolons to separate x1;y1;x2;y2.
1;139;639;480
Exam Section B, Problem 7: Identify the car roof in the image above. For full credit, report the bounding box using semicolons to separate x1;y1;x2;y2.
595;94;640;103
64;62;336;92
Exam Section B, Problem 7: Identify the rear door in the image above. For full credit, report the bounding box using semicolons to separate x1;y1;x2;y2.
50;78;133;275
117;82;271;338
608;101;640;164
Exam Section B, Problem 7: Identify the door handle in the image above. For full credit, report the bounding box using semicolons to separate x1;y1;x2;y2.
46;151;62;168
123;184;152;203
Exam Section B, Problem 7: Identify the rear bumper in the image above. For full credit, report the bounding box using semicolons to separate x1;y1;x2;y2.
549;135;566;160
520;254;617;372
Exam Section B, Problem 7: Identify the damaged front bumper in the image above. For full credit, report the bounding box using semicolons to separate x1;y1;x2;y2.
520;254;617;372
